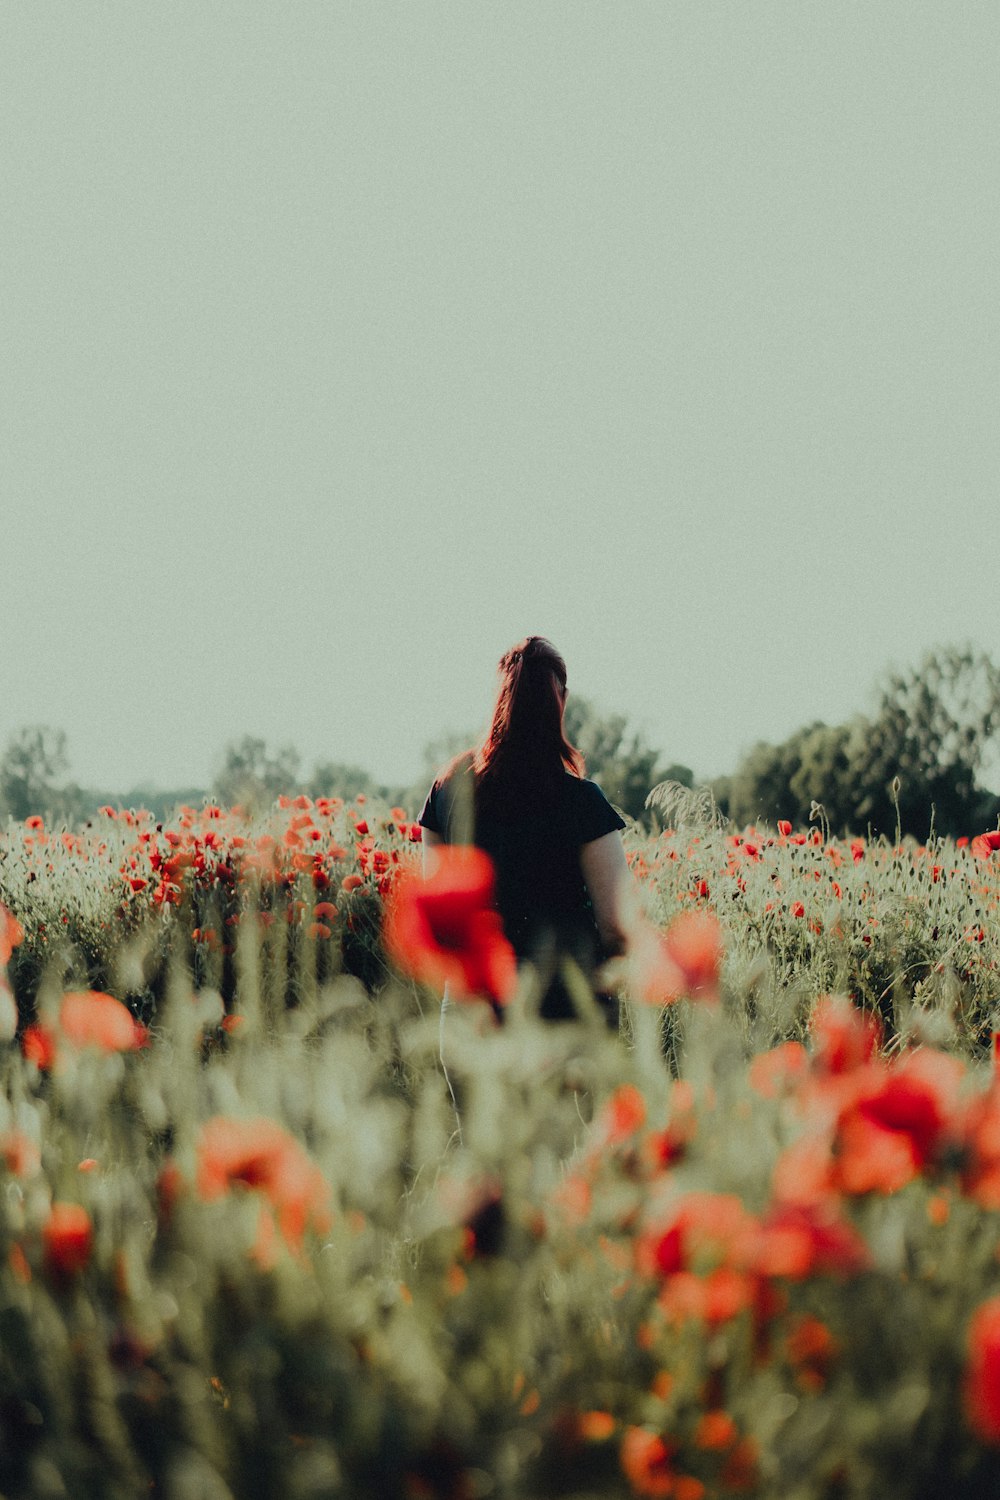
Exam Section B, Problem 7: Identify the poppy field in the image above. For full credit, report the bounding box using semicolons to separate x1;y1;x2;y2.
3;796;1000;1499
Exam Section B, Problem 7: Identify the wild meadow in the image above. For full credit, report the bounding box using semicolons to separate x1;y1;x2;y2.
2;794;1000;1498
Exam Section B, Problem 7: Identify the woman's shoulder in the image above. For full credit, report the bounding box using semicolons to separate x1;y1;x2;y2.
563;773;627;834
427;749;475;796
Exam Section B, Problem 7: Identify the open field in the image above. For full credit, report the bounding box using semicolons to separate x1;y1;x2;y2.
2;797;1000;1498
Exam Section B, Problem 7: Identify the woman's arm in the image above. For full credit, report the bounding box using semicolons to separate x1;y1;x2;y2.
580;831;630;956
421;827;443;877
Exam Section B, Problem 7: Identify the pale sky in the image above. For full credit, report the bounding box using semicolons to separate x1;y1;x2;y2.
3;4;998;797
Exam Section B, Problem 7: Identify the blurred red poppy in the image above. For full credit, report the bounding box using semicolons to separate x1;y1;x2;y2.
1;1131;41;1177
43;1202;93;1278
832;1050;964;1195
750;1201;871;1280
665;910;724;999
627;909;724;1006
59;992;148;1053
808;995;882;1074
748;1041;809;1099
620;1427;679;1498
966;1296;1000;1442
195;1116;331;1252
22;1025;58;1071
383;847;516;1006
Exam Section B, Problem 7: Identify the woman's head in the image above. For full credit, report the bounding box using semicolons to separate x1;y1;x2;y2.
473;636;584;801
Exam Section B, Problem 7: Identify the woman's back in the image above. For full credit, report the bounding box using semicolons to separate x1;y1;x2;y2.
419;750;626;1017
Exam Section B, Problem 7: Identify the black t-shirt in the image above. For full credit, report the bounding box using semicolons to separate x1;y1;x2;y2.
418;754;626;973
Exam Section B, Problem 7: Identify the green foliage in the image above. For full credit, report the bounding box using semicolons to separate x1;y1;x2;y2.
716;720;861;835
854;645;1000;838
715;646;1000;839
564;696;683;824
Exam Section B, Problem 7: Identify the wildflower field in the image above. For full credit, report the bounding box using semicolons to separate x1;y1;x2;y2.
3;796;1000;1499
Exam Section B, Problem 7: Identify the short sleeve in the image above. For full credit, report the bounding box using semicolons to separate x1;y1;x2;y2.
418;781;443;834
574;779;627;843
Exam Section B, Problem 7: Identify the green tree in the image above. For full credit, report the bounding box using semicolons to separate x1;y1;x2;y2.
563;696;679;823
0;725;81;823
714;647;1000;839
213;736;302;812
852;645;1000;838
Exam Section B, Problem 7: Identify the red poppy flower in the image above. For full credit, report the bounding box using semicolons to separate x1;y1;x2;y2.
383;847;516;1006
831;1049;964;1195
750;1201;871;1280
665;910;724;999
43;1202;93;1278
785;1314;839;1388
808;995;882;1074
636;1192;757;1279
620;1428;679;1497
22;1024;58;1071
195;1116;332;1251
966;1296;1000;1442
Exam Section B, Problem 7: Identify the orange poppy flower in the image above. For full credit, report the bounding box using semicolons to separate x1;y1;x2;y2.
636;1192;757;1280
664;910;724;1000
383;847;516;1006
595;1084;647;1145
748;1040;809;1099
0;904;24;965
694;1409;738;1451
627;909;724;1006
59;992;148;1053
1;1131;41;1177
0;979;17;1042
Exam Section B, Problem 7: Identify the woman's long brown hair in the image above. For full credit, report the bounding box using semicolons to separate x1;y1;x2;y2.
467;636;585;812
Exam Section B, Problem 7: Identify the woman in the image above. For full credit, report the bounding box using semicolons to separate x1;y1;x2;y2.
418;636;630;1023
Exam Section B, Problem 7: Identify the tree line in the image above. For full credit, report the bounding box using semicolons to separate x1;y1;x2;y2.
2;645;999;839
